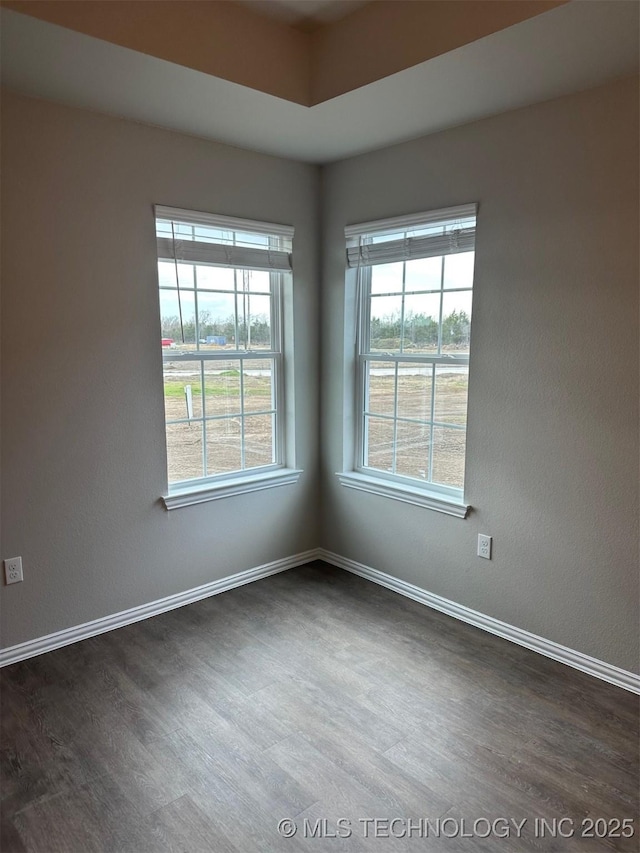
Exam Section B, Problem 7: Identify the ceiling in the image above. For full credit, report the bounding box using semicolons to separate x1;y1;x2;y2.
1;2;638;164
1;0;567;106
239;0;370;30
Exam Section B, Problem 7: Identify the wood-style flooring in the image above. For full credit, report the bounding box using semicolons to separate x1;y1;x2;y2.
1;561;638;852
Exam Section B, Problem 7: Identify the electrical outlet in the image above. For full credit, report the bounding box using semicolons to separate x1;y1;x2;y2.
477;535;492;560
4;557;23;584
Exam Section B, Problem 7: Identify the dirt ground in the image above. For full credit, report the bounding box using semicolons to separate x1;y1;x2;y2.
365;369;467;487
162;354;468;487
163;355;274;482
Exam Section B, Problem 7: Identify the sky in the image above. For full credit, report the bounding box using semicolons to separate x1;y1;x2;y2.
370;252;475;320
157;251;476;330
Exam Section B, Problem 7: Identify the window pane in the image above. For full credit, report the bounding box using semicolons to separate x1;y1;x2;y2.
157;212;287;488
158;261;194;289
364;416;394;473
244;414;274;469
195;265;235;291
244;360;273;413
441;290;472;353
196;292;235;346
193;225;229;244
173;222;195;239
443;252;475;289
366;361;395;416
432;426;466;489
247;294;272;350
371;262;403;294
403;293;441;352
159;289;196;347
203;361;241;418
234;230;270;250
156;220;173;238
163;360;203;422
206;418;241;476
166;422;203;483
434;365;468;426
397;363;433;421
353;208;475;495
247;270;271;294
396;421;430;480
369;295;401;351
405;256;442;292
367;223;449;243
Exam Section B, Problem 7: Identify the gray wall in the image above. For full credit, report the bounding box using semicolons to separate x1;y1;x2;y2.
1;92;320;648
2;78;638;675
320;77;639;673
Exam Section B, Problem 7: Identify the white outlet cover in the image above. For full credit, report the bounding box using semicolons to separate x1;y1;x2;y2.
4;556;23;584
477;535;492;560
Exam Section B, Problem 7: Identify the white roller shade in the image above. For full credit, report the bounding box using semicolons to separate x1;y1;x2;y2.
346;227;475;268
156;237;292;272
155;204;293;272
345;203;477;268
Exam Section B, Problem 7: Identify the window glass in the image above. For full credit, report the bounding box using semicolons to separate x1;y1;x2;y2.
352;205;476;497
156;208;291;488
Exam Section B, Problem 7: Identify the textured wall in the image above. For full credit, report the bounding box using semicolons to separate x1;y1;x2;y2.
320;77;639;673
0;92;320;648
2;79;638;674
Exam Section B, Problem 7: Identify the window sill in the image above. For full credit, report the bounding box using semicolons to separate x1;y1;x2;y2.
162;468;303;510
336;471;470;518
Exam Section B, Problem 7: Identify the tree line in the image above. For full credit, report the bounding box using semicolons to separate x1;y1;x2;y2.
371;310;470;348
161;311;270;345
161;308;469;349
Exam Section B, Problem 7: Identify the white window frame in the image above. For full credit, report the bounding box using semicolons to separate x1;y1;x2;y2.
154;205;301;509
338;204;477;518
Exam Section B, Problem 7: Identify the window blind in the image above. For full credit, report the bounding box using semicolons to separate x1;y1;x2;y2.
156;237;292;272
345;203;477;269
155;205;293;272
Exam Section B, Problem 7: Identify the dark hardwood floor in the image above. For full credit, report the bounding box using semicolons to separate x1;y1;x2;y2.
1;561;638;852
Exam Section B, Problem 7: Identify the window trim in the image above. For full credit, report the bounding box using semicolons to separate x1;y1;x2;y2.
338;204;477;517
162;467;303;510
337;471;469;518
154;206;296;504
344;204;477;240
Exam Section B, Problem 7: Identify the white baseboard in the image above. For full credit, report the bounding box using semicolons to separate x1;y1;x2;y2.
318;549;640;695
3;547;637;695
0;549;320;668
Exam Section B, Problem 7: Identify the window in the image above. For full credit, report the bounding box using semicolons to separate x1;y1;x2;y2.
340;204;477;517
155;206;299;508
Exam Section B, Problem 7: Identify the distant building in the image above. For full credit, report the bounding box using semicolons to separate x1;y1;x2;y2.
206;335;226;345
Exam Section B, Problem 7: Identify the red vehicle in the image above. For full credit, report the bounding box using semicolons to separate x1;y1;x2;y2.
161;338;174;347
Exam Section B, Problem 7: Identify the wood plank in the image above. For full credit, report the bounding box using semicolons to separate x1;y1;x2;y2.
1;561;637;852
